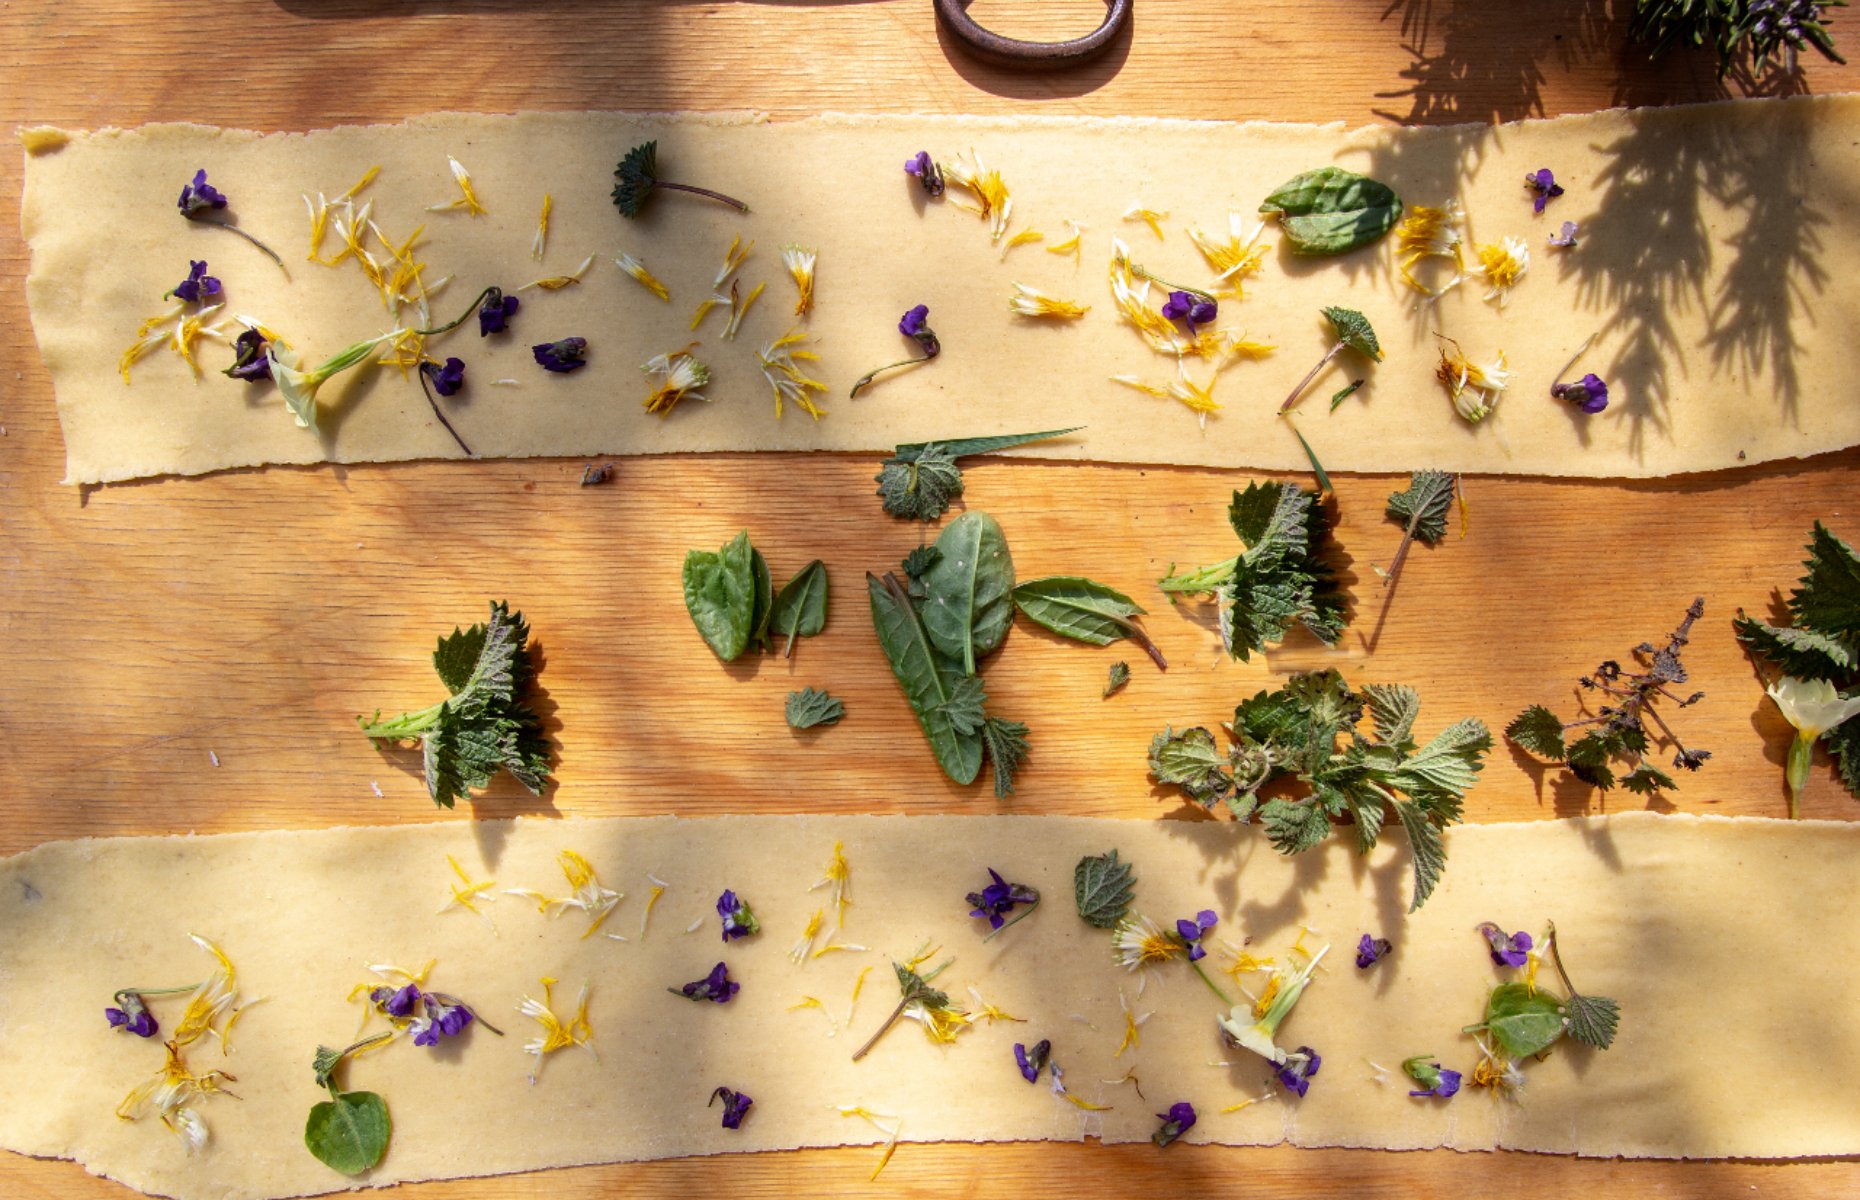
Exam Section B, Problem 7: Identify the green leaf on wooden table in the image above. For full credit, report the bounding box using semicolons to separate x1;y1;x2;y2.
785;686;844;730
982;715;1031;798
1386;470;1454;546
1733;614;1854;681
681;531;756;661
1148;726;1235;809
1471;983;1565;1059
1074;850;1137;929
921;512;1017;676
1104;662;1131;698
305;1090;390;1176
1789;521;1860;640
1012;576;1167;669
748;547;774;654
877;428;1083;523
867;572;983;786
1505;704;1569;761
891;428;1084;463
772;560;829;658
1259;167;1404;255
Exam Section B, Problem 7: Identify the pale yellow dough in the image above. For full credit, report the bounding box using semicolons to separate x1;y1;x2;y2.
22;98;1860;484
0;812;1856;1200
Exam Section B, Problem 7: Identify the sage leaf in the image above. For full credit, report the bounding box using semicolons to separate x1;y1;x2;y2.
868;572;982;785
921;512;1016;676
1475;982;1565;1059
1074;850;1136;928
305;1089;390;1176
1259;167;1403;255
771;560;829;658
748;548;774;654
682;531;756;662
1012;576;1167;670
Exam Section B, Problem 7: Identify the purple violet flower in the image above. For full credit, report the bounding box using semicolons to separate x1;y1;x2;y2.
673;962;739;1004
1014;1039;1051;1084
1525;168;1565;215
169;260;222;305
1152;1101;1197;1147
382;983;422;1018
178;169;229;217
716;889;760;942
905;151;945;197
1404;1056;1462;1099
1274;1046;1322;1097
1161;290;1217;332
1478;922;1534;968
421;356;466;398
710;1086;753;1129
105;1004;158;1038
898;304;941;358
1174;909;1218;962
413;994;475;1047
533;337;588;373
478;290;519;336
1548;220;1579;248
224;328;271;382
967;869;1039;932
1356;933;1393;969
1552;372;1609;414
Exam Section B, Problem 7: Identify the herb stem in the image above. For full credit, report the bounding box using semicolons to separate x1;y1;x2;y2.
656;180;750;213
416;362;475;457
1542;921;1579;995
359;699;449;740
1113;618;1169;671
1280;341;1343;413
981;897;1040;944
1189;959;1233;1005
1549;331;1600;393
850;355;935;398
1130;264;1216;304
851;996;913;1062
413;286;499;337
196;217;286;270
1158;556;1238;596
114;983;202;1003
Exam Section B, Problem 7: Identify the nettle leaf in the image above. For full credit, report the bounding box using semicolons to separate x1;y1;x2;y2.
1394;800;1447;912
1261;798;1331;855
1221;481;1346;661
1565;731;1617;790
1734;612;1855;681
1363;683;1421;750
1479;983;1565;1059
1506;705;1569;761
1563;992;1621;1050
937;675;988;736
1789;522;1860;640
868;572;982;786
771;560;829;658
682;531;757;662
921;512;1017;676
305;1090;391;1176
1322;306;1384;361
1104;662;1131;698
1386;471;1455;546
1620;764;1678;795
1074;850;1137;928
982;716;1031;799
1387;718;1492;801
1830;713;1860;801
875;445;964;522
785;687;843;730
1148;726;1235;806
1259;167;1403;256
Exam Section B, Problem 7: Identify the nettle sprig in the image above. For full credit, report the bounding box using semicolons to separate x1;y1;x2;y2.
1507;599;1710;796
1630;0;1846;76
1280;307;1384;413
874;428;1081;522
1150;670;1491;910
1380;470;1457;591
852;952;958;1062
611;141;749;217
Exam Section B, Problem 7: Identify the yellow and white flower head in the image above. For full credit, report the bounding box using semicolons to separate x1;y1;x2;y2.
505;849;621;937
1188;213;1270;298
1009;282;1090;320
1395;200;1466;297
757;327;829;420
641;346;712;416
1468;234;1530;306
615;251;671;302
781;244;817;315
1435;340;1511;424
1111;913;1186;974
944;150;1012;243
1215;942;1330;1065
518;976;594;1083
117;1040;233;1153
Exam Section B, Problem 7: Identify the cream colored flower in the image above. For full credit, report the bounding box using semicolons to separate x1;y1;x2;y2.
1395;200;1466;297
1468;235;1530;306
616;251;670;302
781;244;817;314
1435;340;1510;423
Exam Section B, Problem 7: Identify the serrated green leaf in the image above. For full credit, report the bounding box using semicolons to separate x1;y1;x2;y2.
1830;712;1860;801
785;687;843;730
682;531;756;661
305;1089;390;1176
867;572;982;786
1218;481;1346;661
1506;705;1569;761
1259;167;1403;255
1478;983;1565;1058
1393;800;1447;911
1074;850;1137;928
1148;726;1235;807
892;427;1084;462
610;141;659;217
1104;661;1131;698
1387;718;1491;801
937;675;988;736
902;545;941;580
1734;612;1855;681
1321;306;1384;361
983;716;1031;798
772;560;829;658
311;1046;344;1089
1350;791;1387;854
921;512;1016;675
1789;522;1860;640
1620;764;1678;795
875;445;964;522
1386;471;1455;546
1261;797;1331;854
1566;731;1617;790
1563;992;1621;1049
1363;683;1421;750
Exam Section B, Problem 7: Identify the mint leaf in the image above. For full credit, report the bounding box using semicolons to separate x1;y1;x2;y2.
1322;306;1384;360
1506;705;1568;761
1148;726;1235;807
305;1090;390;1176
1074;850;1136;928
1789;522;1860;639
1563;992;1621;1049
785;687;843;730
982;716;1030;798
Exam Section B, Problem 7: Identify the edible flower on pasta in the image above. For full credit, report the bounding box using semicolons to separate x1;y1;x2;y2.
505;849;622;937
519;976;594;1082
641;344;711;414
756;327;829;420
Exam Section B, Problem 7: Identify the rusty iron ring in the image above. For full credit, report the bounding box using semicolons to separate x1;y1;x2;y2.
933;0;1132;70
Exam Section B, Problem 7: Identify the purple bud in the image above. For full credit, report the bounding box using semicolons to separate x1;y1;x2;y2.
225;328;271;382
532;337;589;373
710;1086;754;1129
384;983;421;1018
898;304;940;357
1552;372;1608;414
1152;1100;1197;1147
1548;220;1579;248
1478;922;1534;968
904;151;945;197
170;260;222;305
422;356;466;397
105;1005;159;1038
1356;933;1393;969
1526;168;1565;215
1014;1039;1052;1083
1274;1046;1321;1097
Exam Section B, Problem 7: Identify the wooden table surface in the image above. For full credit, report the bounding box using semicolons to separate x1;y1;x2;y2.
3;1;1857;1196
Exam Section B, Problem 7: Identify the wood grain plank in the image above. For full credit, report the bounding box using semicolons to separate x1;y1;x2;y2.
2;0;1857;1195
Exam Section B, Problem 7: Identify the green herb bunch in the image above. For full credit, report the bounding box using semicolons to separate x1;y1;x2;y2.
1630;0;1845;75
1150;670;1492;910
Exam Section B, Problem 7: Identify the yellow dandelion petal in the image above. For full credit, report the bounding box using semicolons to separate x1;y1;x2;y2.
758;326;829;420
519;977;594;1082
811;840;852;927
1112;372;1219;418
639;873;669;936
1435;340;1511;423
1000;227;1044;260
1396;201;1466;297
611;250;670;301
849;965;874;1010
1123;203;1168;241
1008;282;1090;320
790;908;825;963
1114;988;1148;1058
1047;220;1086;262
965;986;1025;1024
1220;1098;1260;1114
1251;973;1283;1020
519;254;594;292
780;244;816;315
724;280;765;341
712;233;754;288
426;154;486;216
690;293;726;330
531;193;553;261
642;348;712;417
946;150;1012;242
1188;214;1270;297
340;165;379;203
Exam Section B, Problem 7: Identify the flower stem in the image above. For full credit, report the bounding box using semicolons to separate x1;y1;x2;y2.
1549;330;1600;394
417;364;474;457
414;286;499;337
1281;342;1344;413
1130;264;1215;304
198;218;285;270
658;180;750;213
982;897;1041;943
1189;959;1233;1005
1785;732;1813;819
850;355;934;398
851;997;912;1062
114;983;202;1003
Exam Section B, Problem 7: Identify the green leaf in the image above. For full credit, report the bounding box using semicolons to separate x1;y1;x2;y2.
305;1090;390;1176
1563;992;1621;1050
1393;799;1446;911
1260;798;1330;854
1218;481;1346;661
1321;306;1384;361
1074;850;1136;928
937;675;988;736
1013;576;1167;668
1386;718;1491;802
1506;705;1569;761
610;141;659;217
1789;522;1860;640
1362;683;1421;750
1478;983;1565;1058
902;545;941;581
1830;711;1860;801
682;531;756;662
1285;420;1333;496
785;687;843;730
1565;731;1617;790
1620;764;1678;795
921;512;1016;675
891;427;1083;462
310;1045;344;1089
1148;726;1235;807
1734;613;1854;681
867;572;982;786
1104;662;1131;698
1385;471;1455;547
1258;167;1403;255
983;716;1031;798
747;548;774;654
1329;378;1365;410
875;445;964;522
772;560;829;658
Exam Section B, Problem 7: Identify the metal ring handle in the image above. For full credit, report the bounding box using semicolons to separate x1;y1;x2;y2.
933;0;1132;70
